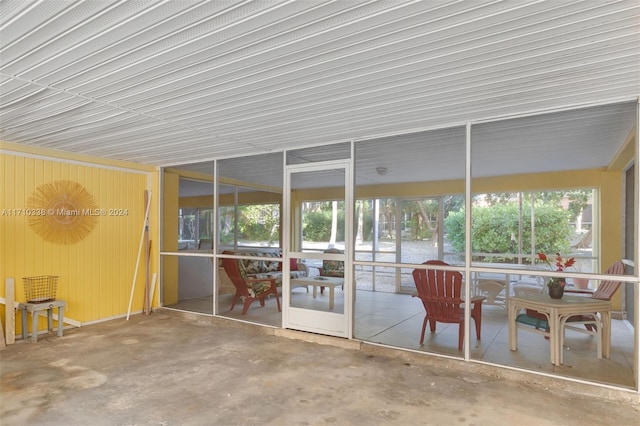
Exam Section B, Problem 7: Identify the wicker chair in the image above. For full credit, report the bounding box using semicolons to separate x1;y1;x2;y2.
315;248;345;294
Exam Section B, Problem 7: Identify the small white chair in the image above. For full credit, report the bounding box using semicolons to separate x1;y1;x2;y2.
476;280;505;305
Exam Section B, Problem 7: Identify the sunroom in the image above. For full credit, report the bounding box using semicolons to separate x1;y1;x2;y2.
162;101;638;391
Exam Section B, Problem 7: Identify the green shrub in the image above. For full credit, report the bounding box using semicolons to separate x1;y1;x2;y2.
445;203;572;259
303;209;345;242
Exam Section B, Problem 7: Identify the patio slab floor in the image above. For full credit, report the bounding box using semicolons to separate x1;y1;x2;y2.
2;311;639;425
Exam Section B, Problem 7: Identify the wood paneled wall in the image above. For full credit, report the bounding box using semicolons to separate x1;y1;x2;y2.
1;150;155;326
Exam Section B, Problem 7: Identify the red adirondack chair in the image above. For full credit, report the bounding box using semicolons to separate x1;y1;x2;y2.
221;253;280;315
412;260;485;350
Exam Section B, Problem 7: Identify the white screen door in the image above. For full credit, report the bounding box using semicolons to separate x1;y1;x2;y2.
283;160;352;338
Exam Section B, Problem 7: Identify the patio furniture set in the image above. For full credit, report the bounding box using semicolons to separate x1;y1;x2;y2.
221;249;345;315
220;249;624;365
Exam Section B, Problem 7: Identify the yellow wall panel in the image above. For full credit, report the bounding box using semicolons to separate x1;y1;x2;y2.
1;149;158;333
161;171;179;305
148;178;160;309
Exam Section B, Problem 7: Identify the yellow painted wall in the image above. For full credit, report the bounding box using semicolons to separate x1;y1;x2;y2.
1;143;159;331
162;171;179;305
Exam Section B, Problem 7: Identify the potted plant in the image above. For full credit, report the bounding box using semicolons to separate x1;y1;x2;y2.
537;252;576;299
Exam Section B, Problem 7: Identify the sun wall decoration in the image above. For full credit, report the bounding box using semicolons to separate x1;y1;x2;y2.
27;180;99;244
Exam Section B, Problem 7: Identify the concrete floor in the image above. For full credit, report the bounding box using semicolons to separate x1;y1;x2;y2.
170;288;636;388
1;311;639;426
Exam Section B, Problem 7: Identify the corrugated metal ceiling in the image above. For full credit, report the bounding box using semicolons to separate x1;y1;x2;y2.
1;0;639;169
